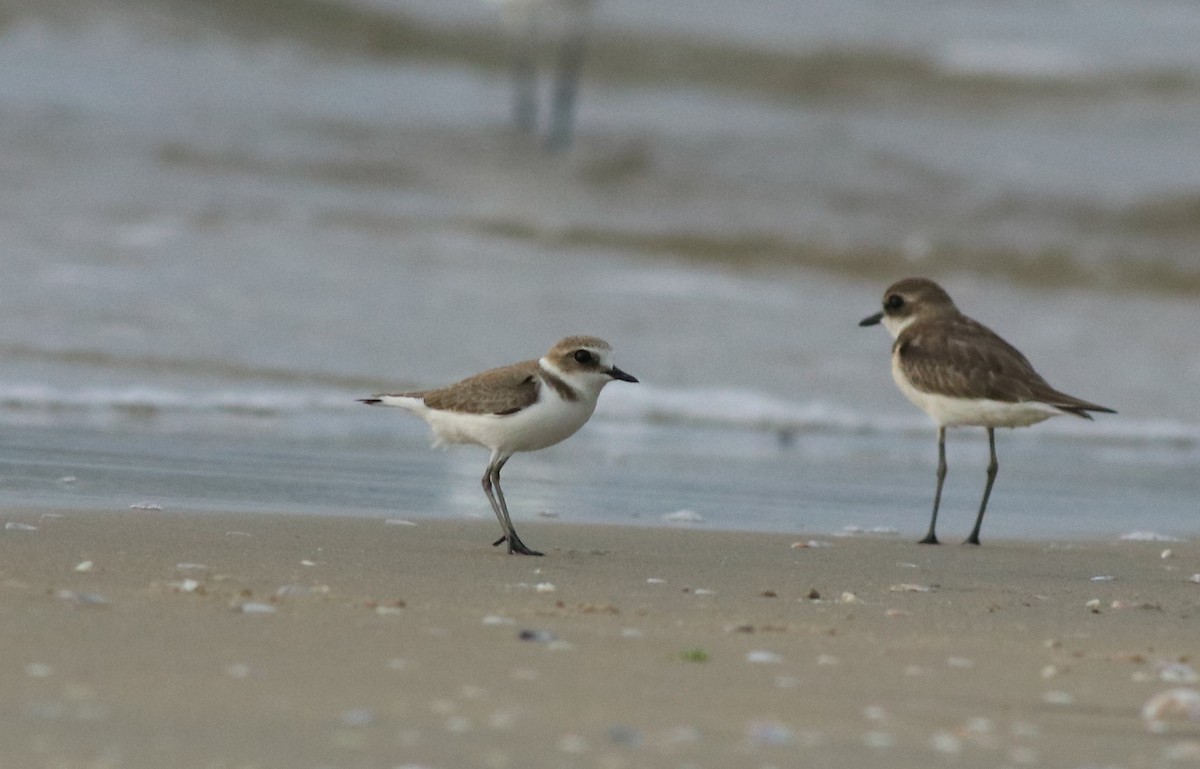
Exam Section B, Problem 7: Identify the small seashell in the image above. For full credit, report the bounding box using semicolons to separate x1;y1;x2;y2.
1190;574;1200;585
693;588;715;596
1090;575;1114;582
1085;599;1101;608
646;578;666;584
5;522;38;531
1162;549;1173;559
56;590;108;606
1141;688;1200;732
300;560;318;567
73;561;94;573
535;582;556;593
889;583;932;593
885;609;911;618
746;650;782;664
1159;662;1200;684
482;615;515;626
175;579;201;593
237;602;276;614
840;592;860;604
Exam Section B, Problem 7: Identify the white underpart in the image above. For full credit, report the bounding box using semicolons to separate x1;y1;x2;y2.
378;355;614;455
891;353;1063;428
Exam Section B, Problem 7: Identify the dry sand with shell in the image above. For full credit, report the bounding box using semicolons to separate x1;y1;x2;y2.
2;509;1199;768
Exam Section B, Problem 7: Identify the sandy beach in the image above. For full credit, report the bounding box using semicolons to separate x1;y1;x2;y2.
2;509;1198;769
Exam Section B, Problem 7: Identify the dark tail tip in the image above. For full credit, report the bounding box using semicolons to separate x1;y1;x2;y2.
358;398;382;406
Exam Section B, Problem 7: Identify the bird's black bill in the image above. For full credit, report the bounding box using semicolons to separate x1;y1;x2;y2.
608;366;639;383
859;312;883;327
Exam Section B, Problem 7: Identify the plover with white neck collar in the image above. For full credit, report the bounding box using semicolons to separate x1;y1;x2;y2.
860;278;1114;545
361;336;637;555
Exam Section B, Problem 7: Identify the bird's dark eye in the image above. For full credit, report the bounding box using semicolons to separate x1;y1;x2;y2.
573;349;593;364
885;294;905;311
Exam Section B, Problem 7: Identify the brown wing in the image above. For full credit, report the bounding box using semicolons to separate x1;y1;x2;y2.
418;360;541;416
897;317;1113;416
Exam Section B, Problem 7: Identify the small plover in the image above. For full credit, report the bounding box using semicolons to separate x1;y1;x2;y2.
860;277;1114;545
361;336;637;555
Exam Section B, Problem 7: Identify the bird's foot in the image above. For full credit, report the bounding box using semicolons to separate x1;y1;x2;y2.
492;535;544;557
962;536;981;546
918;534;940;545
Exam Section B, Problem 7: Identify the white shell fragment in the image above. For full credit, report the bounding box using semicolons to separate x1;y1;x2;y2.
482;615;515;626
1158;662;1200;684
5;522;38;531
174;579;201;593
534;582;556;593
237;602;276;614
1142;688;1200;733
888;583;932;593
746;650;783;664
56;590;108;606
73;561;94;573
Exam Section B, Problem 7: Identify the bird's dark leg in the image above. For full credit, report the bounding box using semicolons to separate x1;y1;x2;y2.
965;428;998;546
920;426;947;544
483;454;515;550
546;25;587;151
510;12;539;135
483;455;542;556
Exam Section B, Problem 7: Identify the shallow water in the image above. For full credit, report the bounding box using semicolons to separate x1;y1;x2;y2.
0;0;1196;538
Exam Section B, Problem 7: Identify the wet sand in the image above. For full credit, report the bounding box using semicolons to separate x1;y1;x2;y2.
1;509;1198;768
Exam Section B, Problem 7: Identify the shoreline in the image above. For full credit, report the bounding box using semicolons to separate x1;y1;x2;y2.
2;509;1198;768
